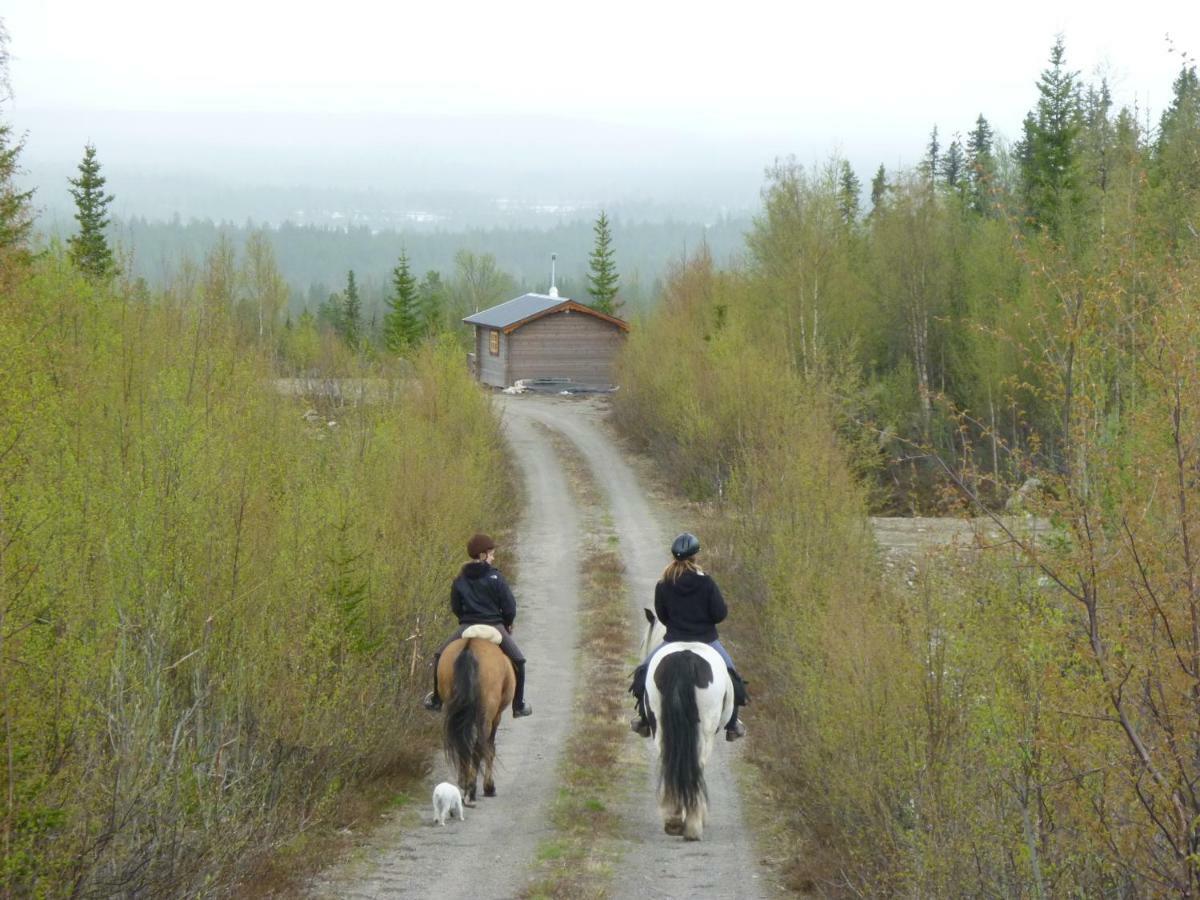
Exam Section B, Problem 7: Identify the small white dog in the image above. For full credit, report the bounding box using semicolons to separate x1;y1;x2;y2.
431;782;465;826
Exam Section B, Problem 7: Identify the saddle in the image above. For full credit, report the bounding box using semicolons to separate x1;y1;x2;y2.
461;624;503;644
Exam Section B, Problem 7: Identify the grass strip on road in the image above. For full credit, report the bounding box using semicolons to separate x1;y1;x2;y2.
521;429;634;900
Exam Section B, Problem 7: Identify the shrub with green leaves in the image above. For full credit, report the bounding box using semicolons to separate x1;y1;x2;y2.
0;251;508;896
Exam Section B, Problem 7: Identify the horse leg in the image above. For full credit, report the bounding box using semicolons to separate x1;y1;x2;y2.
660;789;685;836
483;718;499;797
460;760;478;806
683;794;706;841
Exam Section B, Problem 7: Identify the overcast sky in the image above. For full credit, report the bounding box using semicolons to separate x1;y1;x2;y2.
3;1;1198;209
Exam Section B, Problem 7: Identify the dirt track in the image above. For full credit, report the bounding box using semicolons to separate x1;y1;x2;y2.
506;396;774;899
309;396;583;900
309;393;776;898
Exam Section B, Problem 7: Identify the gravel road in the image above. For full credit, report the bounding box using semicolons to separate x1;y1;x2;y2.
310;393;774;899
502;395;774;900
308;400;582;900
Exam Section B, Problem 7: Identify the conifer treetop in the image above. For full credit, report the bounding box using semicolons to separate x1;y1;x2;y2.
587;210;620;315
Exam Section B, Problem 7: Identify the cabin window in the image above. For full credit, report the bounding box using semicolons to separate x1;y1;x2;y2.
489;330;500;356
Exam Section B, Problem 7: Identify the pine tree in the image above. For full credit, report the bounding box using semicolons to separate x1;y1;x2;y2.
1156;65;1200;159
921;126;940;186
1151;64;1200;246
838;161;861;225
341;269;361;346
586;210;620;314
383;249;420;351
939;137;965;192
1019;37;1083;238
869;164;888;216
67;142;115;279
418;270;445;333
0;121;33;261
966;114;996;214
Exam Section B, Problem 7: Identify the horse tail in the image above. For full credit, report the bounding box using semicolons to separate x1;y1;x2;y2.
657;650;709;815
443;643;486;777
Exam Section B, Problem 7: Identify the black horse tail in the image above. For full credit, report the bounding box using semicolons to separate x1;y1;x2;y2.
443;644;487;778
656;650;709;815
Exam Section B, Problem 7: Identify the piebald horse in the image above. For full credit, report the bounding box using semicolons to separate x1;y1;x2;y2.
639;608;734;841
437;624;515;803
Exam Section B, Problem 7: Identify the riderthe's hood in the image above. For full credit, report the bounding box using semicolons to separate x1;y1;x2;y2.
668;570;708;594
460;561;492;580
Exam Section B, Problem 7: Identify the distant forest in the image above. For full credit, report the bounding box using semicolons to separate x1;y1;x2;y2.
107;213;751;317
8;19;1200;897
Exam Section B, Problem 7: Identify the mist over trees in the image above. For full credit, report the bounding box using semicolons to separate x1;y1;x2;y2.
7;9;1200;895
104;213;747;321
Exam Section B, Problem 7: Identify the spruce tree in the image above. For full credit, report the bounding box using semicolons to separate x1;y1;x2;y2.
1156;65;1200;159
383;249;420;351
939;138;965;192
586;210;620;314
966;114;996;214
869;164;888;215
838;161;861;225
1151;64;1200;246
418;270;445;333
921;126;940;186
67;142;115;279
1019;37;1083;238
341;269;361;346
0;121;33;260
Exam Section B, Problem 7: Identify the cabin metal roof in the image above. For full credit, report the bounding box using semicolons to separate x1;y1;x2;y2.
463;293;630;334
463;293;563;329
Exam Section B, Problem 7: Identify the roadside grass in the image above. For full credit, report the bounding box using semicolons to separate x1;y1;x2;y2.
236;771;427;897
235;401;524;898
521;430;633;900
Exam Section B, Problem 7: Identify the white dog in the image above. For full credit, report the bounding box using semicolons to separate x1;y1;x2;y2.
431;782;465;826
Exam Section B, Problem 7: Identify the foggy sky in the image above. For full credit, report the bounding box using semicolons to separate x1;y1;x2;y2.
4;0;1198;218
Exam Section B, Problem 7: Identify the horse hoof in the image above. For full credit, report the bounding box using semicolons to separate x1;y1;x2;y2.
483;785;496;798
684;833;701;842
664;819;684;836
463;799;477;808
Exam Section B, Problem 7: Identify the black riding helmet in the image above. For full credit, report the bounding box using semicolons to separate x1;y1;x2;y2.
671;532;701;560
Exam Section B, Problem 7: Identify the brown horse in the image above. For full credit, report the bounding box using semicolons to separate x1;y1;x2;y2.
437;625;516;803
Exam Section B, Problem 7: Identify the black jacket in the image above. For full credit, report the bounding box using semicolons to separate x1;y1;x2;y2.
654;570;727;644
451;562;517;627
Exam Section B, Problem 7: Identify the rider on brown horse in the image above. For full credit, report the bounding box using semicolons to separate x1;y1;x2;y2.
423;533;533;718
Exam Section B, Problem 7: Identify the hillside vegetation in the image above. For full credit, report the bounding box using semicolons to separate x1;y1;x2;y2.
0;245;509;895
615;42;1200;894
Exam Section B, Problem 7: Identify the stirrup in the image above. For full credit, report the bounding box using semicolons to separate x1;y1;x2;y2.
512;702;533;718
630;716;651;738
422;691;442;712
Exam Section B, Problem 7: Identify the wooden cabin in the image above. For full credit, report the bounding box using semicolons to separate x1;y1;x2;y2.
464;292;629;389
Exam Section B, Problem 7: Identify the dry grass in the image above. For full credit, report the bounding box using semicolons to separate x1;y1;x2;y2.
233;766;428;898
520;432;632;900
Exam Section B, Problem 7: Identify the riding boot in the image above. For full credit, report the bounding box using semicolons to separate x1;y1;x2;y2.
423;653;443;711
629;663;651;737
725;705;746;741
511;660;533;717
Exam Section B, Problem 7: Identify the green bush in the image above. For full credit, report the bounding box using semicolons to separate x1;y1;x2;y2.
0;252;508;895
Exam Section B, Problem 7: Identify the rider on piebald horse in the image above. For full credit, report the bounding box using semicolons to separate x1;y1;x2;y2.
423;533;533;718
630;532;747;741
